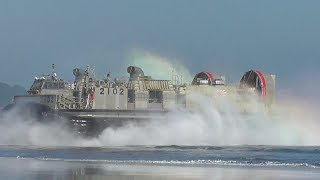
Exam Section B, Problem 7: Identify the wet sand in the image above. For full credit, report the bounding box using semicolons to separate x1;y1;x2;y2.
0;158;319;180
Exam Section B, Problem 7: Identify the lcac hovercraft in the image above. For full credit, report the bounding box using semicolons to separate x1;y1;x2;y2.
2;64;275;136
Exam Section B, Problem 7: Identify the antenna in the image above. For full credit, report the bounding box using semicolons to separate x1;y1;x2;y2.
90;65;96;79
51;64;57;80
52;64;55;74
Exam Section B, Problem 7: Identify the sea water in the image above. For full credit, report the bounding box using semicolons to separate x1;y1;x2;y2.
0;145;319;179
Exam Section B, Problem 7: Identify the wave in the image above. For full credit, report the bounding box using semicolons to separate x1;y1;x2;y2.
15;156;320;169
151;145;320;153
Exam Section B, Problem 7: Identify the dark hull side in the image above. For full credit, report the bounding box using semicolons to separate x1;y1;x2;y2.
59;109;169;136
1;102;170;137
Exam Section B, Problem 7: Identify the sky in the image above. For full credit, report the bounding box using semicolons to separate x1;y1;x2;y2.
0;0;319;98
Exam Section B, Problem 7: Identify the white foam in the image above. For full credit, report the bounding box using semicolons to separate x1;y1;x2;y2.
25;157;319;169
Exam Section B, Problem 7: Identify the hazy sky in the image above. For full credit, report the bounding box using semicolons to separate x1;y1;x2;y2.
1;0;319;97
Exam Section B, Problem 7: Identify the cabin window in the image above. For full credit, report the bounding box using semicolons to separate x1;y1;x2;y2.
44;82;51;89
30;80;44;90
53;82;59;89
43;81;66;89
59;82;65;89
149;91;163;103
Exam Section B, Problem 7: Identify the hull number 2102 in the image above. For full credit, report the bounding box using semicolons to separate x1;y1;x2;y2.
99;88;124;95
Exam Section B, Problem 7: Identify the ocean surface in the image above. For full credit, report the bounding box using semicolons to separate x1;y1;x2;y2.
0;145;319;179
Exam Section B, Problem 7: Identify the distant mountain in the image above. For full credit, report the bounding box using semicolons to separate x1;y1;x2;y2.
0;82;26;107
